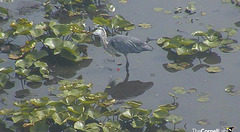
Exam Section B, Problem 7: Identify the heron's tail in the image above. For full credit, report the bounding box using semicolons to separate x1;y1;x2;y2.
142;44;153;51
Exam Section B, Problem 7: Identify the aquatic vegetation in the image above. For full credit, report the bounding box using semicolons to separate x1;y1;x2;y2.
0;6;9;20
0;79;185;131
158;28;238;72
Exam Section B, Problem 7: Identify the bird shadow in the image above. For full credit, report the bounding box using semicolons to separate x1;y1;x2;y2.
104;65;154;100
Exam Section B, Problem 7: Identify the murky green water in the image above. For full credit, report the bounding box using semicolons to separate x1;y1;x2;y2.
1;0;240;131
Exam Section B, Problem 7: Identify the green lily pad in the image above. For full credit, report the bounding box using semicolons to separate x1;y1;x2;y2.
153;109;169;118
218;28;237;37
27;75;42;82
0;73;8;88
87;108;101;119
93;17;111;27
106;3;115;12
51;24;71;36
224;85;235;94
159;102;179;111
29;120;48;132
44;37;63;50
187;88;197;94
153;8;163;12
0;67;13;74
185;2;196;14
165;114;183;124
220;44;240;53
30;29;44;37
196;119;209;125
197;93;210;102
0;6;9;18
163;10;172;14
138;23;152;28
74;121;84;130
206;66;223;73
172;87;186;95
52;112;69;125
119;0;128;4
126;101;142;108
30;97;49;107
166;62;190;71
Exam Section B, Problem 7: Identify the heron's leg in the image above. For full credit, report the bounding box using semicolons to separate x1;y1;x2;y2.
124;54;129;73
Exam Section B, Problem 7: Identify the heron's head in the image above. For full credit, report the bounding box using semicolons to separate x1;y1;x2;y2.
92;27;107;37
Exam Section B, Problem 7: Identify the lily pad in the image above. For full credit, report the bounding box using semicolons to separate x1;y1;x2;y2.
165;114;183;124
138;23;152;28
166;62;190;71
197;93;210;102
0;73;8;88
153;8;163;12
220;44;240;53
196;119;210;125
0;7;9;19
172;87;186;95
27;75;42;82
119;0;128;4
206;66;223;73
187;88;197;94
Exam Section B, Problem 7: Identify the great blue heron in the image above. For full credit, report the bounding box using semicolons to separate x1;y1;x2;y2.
93;27;153;71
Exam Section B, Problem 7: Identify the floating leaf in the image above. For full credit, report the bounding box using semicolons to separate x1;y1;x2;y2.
87;108;101;119
165;114;183;124
27;75;42;82
119;0;128;4
74;121;84;130
159;103;179;111
0;6;9;18
218;28;237;37
126;101;142;108
52;112;69;125
172;87;186;95
191;31;207;36
163;10;172;14
106;3;115;12
93;17;111;27
153;109;169;119
30;97;49;107
29;120;48;132
196;119;209;125
0;73;8;88
153;8;163;12
30;29;44;37
197;93;210;102
185;2;196;14
166;62;190;71
206;66;223;73
44;37;63;50
0;67;13;74
224;85;235;94
220;45;240;53
187;88;197;94
51;24;71;36
138;23;152;29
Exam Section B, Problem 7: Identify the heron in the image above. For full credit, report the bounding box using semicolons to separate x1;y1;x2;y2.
93;27;153;72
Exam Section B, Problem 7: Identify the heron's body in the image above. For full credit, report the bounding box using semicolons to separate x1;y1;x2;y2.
93;27;153;70
109;35;153;55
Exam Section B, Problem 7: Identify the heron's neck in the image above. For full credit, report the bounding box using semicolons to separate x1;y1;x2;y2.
99;34;108;48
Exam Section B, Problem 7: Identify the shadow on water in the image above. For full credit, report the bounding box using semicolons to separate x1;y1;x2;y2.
105;64;154;100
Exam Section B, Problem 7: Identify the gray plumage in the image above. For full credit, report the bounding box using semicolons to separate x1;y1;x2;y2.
93;27;153;69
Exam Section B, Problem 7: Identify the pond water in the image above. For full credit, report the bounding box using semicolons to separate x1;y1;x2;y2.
0;0;240;131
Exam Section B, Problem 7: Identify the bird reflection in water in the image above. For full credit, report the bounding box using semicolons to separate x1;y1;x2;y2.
105;68;154;100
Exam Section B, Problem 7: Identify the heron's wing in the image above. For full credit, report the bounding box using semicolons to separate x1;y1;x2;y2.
109;35;153;54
